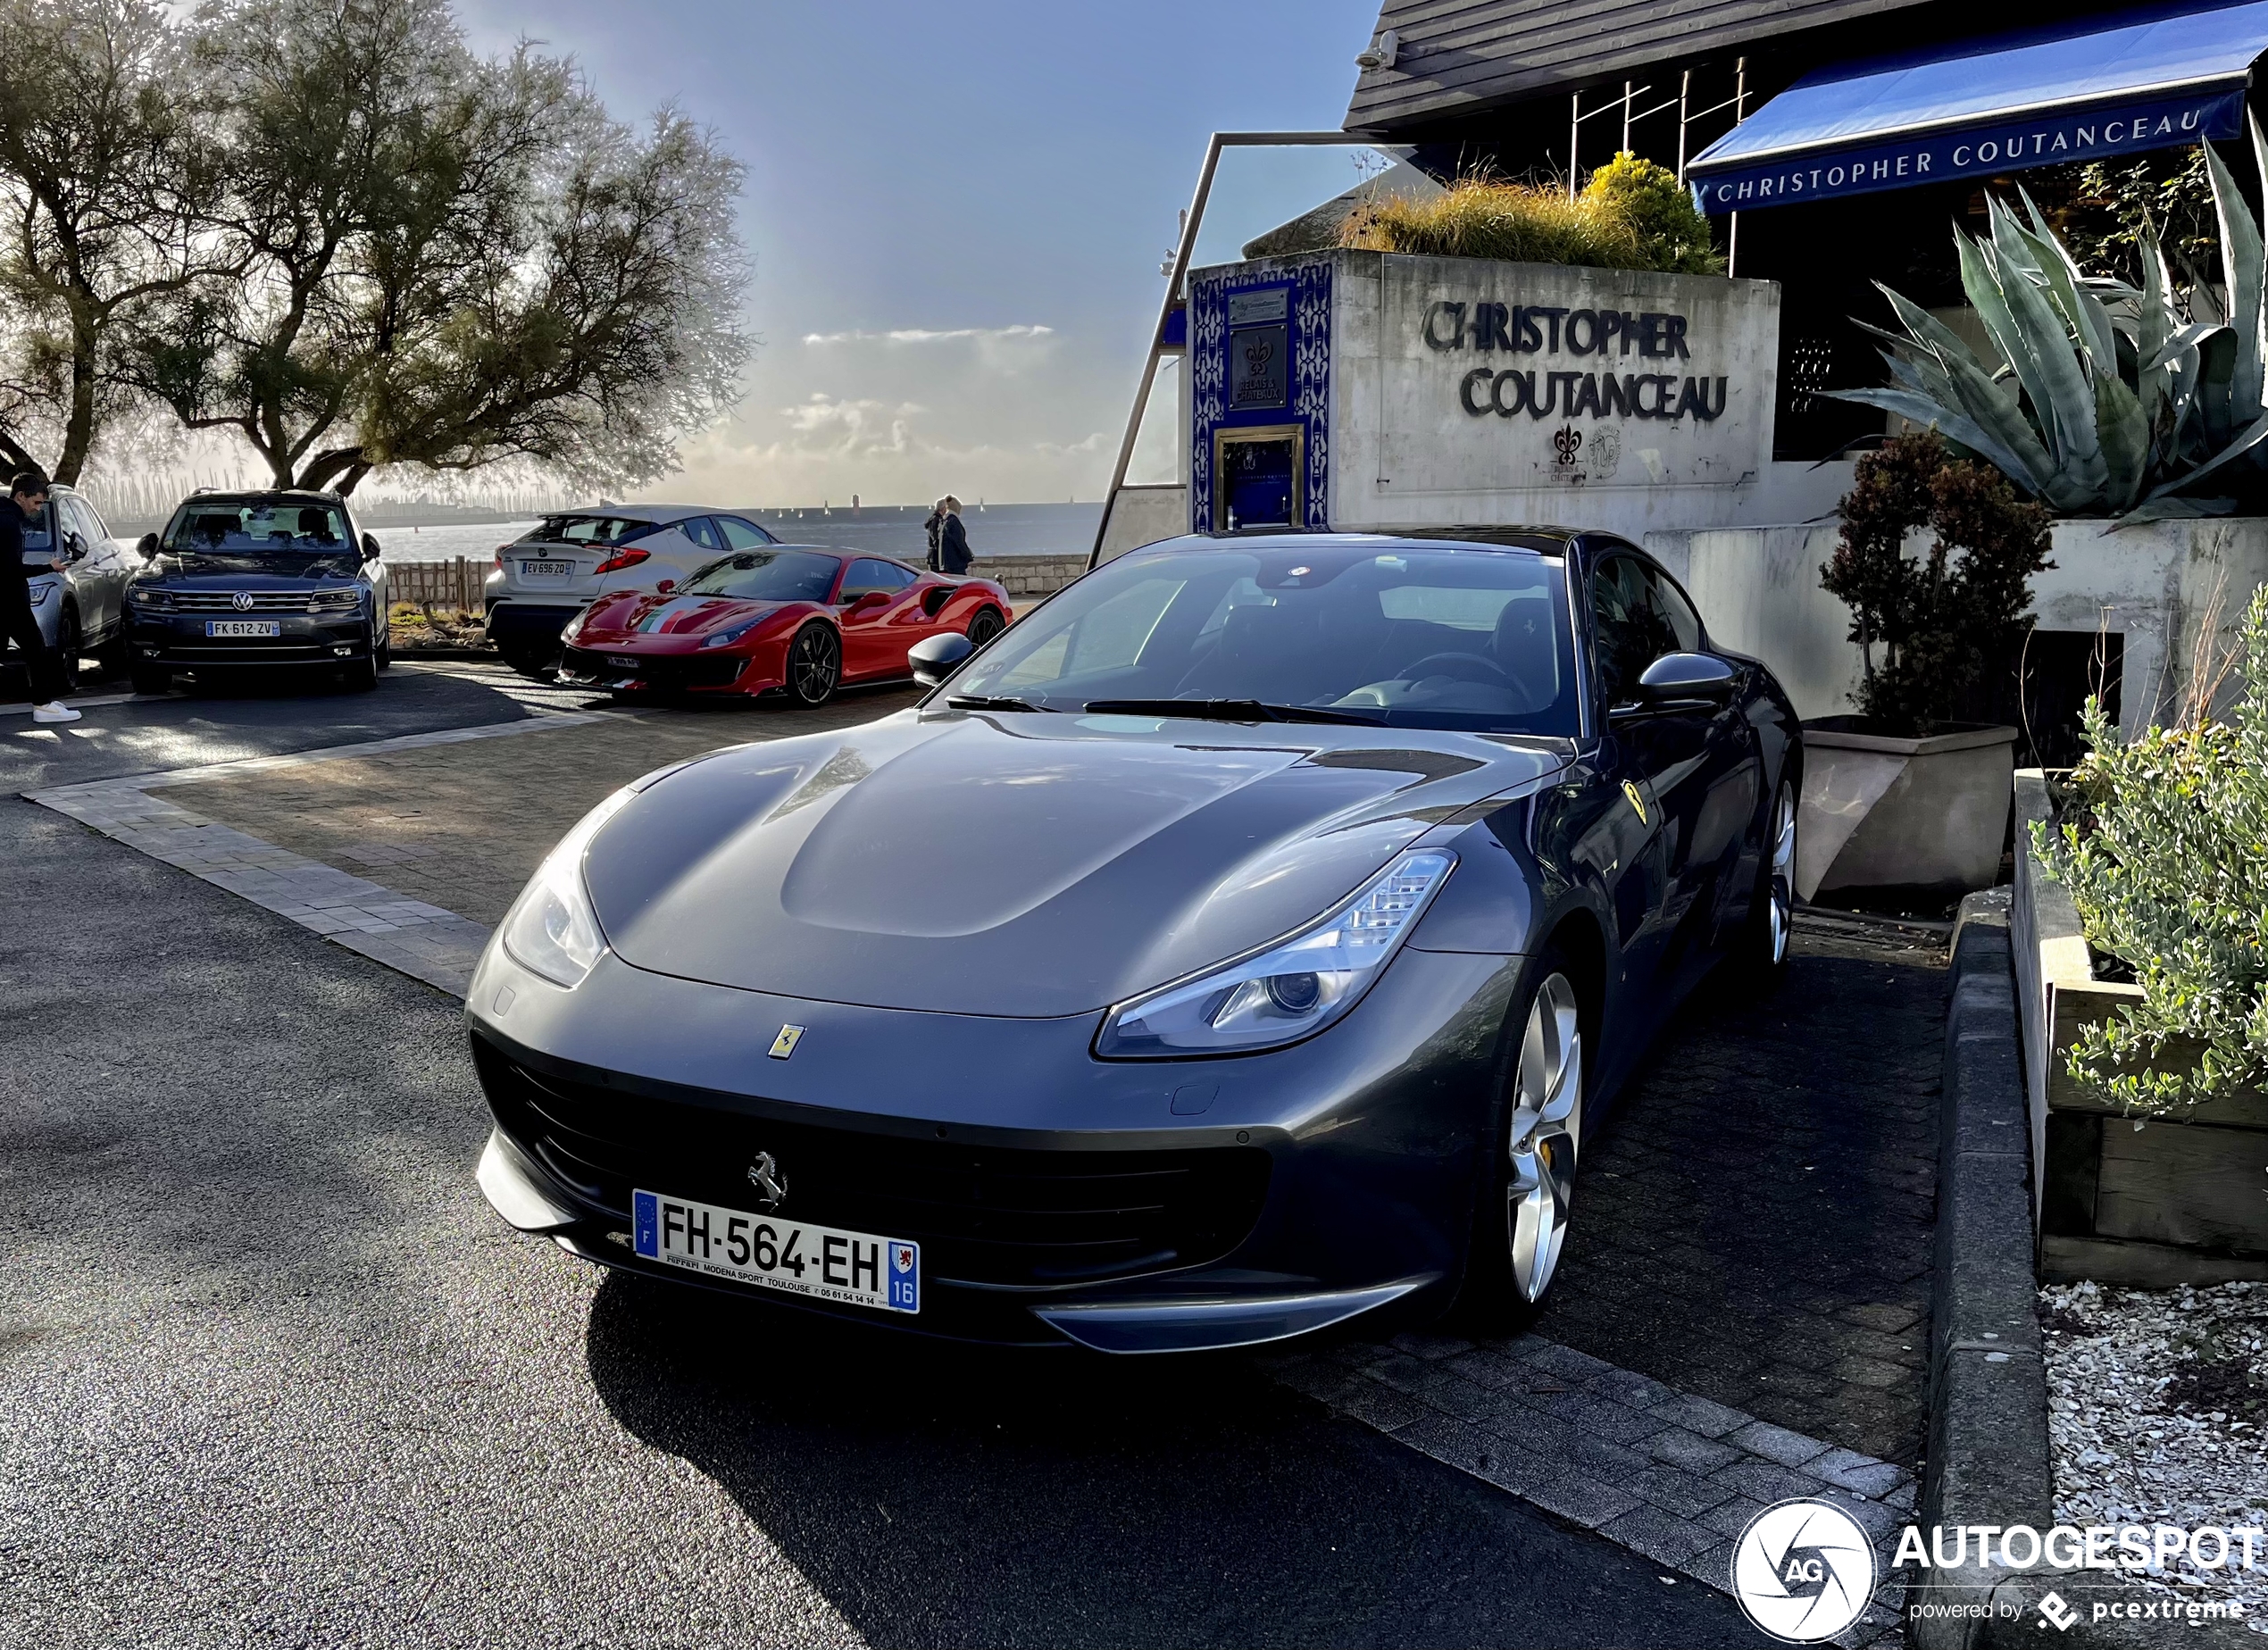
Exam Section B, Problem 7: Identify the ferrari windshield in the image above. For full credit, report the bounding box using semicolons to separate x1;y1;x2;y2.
680;550;839;602
946;540;1579;733
163;499;354;566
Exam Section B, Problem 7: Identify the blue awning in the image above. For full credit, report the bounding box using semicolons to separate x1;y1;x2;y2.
1687;0;2268;213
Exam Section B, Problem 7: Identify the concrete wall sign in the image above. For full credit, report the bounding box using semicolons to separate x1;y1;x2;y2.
1354;252;1775;496
1185;248;1802;542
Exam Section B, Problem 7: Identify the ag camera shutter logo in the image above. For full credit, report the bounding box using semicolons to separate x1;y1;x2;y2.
1731;1498;1878;1642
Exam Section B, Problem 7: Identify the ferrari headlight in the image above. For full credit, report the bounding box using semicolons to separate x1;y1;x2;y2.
702;620;761;648
1094;848;1455;1059
497;787;635;988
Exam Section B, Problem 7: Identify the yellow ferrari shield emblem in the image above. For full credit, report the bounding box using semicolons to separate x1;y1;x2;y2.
768;1024;805;1060
1622;780;1649;825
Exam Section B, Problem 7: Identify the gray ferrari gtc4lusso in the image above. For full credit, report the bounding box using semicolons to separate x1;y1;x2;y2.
467;529;1800;1353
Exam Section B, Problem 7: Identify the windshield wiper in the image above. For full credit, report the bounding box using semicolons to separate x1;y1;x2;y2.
1082;697;1385;726
945;694;1057;712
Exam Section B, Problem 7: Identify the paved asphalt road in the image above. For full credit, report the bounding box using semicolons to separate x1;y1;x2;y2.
0;671;1774;1647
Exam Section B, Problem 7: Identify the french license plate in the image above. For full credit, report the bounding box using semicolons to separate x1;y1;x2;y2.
520;559;575;580
205;619;280;638
632;1189;919;1313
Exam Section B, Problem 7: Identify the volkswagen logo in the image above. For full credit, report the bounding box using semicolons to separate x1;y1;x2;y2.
231;591;254;611
746;1151;788;1210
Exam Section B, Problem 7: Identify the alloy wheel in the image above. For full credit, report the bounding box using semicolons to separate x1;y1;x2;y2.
1767;781;1797;967
790;624;839;705
1506;971;1582;1305
968;609;1004;648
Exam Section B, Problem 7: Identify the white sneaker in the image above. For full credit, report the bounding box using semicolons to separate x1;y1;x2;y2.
30;702;80;723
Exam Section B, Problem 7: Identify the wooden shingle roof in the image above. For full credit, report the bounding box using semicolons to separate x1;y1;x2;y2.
1343;0;1938;133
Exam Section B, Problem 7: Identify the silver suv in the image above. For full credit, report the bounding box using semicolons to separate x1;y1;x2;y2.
10;482;136;679
485;505;780;678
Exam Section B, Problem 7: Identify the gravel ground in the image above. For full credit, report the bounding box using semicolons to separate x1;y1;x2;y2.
2042;1279;2268;1626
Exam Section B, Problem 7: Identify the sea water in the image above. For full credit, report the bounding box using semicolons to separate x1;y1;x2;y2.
363;502;1105;566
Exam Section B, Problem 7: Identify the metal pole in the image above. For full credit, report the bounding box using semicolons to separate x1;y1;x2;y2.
1677;69;1689;184
1728;59;1748;277
1088;131;1363;571
1570;93;1580;201
1622;79;1632;154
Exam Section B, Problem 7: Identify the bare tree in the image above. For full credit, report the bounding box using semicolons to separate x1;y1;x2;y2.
126;0;748;495
0;0;225;482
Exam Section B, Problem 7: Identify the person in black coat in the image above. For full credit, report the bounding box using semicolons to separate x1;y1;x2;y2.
921;499;945;571
938;495;972;576
0;471;76;722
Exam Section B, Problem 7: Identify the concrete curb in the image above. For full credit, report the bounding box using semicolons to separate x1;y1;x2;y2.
1915;895;2246;1648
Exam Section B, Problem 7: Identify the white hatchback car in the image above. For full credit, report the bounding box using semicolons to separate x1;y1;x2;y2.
484;505;780;679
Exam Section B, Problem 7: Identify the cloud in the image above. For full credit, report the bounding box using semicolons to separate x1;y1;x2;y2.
802;324;1055;346
1034;430;1111;456
772;394;920;455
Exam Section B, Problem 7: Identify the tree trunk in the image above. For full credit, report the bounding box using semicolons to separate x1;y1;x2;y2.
51;303;98;486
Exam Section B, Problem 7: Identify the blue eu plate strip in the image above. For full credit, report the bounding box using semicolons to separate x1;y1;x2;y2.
888;1240;920;1313
632;1190;659;1258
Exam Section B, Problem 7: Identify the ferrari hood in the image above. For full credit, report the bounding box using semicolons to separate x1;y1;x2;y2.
587;594;779;638
581;710;1565;1017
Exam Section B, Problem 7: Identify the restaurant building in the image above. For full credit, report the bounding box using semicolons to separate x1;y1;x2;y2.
1341;0;2268;464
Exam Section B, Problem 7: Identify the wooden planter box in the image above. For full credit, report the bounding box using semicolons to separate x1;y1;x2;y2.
2014;770;2268;1287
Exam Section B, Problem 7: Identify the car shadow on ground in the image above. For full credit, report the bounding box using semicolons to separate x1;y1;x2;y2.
581;1273;1772;1648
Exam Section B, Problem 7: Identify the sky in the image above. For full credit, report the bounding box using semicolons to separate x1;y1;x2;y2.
452;0;1388;508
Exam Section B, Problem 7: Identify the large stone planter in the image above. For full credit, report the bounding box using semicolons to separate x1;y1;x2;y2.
1795;718;2015;900
2013;770;2268;1287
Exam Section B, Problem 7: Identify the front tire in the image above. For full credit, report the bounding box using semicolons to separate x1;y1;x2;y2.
787;622;839;706
1735;779;1797;981
1455;953;1586;1328
56;604;81;683
342;655;378;692
967;606;1005;649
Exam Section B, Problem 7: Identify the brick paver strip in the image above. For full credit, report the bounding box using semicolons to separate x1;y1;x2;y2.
1264;1330;1914;1644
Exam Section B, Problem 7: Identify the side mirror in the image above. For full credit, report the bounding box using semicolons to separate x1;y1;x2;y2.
65;534;88;562
909;631;973;688
655;579;675;594
361;532;381;558
1622;651;1737;713
136;532;159;559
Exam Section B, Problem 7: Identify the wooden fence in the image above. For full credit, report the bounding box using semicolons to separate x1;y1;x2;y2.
386;557;488;612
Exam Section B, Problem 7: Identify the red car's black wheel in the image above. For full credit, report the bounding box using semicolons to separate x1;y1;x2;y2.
967;606;1005;648
788;622;839;706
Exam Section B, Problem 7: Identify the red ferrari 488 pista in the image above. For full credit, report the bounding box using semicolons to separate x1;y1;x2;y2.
558;547;1012;704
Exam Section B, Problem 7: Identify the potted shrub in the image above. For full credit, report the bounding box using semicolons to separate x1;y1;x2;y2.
1800;431;2049;901
2017;588;2268;1284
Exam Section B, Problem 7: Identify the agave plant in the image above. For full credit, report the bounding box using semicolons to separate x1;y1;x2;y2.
1830;119;2268;522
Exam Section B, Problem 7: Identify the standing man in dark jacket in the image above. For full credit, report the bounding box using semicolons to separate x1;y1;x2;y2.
921;498;946;571
0;471;77;723
938;496;972;576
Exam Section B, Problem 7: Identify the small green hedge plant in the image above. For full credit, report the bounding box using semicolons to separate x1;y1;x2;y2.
2032;585;2268;1114
1342;153;1723;276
